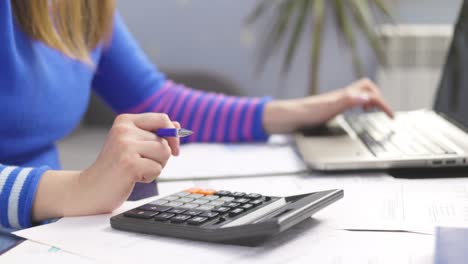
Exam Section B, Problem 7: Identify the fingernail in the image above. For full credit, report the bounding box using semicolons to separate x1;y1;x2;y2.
357;93;370;103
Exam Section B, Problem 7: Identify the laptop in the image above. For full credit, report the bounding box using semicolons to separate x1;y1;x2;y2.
295;1;468;171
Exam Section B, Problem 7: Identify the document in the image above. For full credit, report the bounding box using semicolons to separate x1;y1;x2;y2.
158;140;307;181
12;218;432;264
338;179;468;234
0;240;94;264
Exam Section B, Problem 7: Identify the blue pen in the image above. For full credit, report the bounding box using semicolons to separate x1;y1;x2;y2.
156;128;193;138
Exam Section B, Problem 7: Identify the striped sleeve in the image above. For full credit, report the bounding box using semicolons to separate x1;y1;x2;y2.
125;81;272;143
91;14;272;142
0;165;48;229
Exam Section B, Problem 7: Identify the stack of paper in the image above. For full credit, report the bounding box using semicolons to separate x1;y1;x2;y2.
159;141;307;181
337;179;468;234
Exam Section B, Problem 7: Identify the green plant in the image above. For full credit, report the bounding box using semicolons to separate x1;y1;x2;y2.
246;0;395;94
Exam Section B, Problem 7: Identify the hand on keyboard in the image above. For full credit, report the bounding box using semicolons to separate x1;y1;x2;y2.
262;78;394;134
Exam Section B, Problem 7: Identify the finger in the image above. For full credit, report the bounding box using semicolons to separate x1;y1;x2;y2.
363;104;372;112
127;113;175;132
360;78;382;95
135;158;164;183
366;94;394;118
137;114;180;155
166;136;180;156
168;123;181;156
136;139;172;167
133;127;159;141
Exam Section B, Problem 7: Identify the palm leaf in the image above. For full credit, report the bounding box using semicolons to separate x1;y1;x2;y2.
332;0;364;77
245;0;281;25
348;0;387;65
255;0;298;73
282;0;311;74
373;0;396;22
247;0;395;94
309;0;326;95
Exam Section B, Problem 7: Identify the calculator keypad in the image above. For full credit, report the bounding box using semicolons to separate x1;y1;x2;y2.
128;188;272;227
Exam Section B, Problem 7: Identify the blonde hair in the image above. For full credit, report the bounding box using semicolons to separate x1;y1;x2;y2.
11;0;115;62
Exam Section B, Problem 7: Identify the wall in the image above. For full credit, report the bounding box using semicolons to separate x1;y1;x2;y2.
116;0;463;99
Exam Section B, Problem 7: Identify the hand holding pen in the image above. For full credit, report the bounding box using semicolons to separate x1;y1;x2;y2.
67;113;193;219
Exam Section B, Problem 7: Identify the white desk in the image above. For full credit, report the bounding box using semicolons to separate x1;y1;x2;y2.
3;131;462;263
2;172;447;263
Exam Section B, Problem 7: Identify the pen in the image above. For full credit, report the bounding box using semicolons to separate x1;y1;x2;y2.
156;128;193;138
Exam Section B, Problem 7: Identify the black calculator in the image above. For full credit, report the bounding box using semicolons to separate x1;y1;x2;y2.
111;188;343;246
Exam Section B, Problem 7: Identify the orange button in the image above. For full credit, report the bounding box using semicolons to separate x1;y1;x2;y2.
185;188;202;194
199;189;216;195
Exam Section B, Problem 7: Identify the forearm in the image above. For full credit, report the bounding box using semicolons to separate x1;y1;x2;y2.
263;90;346;134
32;168;127;222
31;170;81;222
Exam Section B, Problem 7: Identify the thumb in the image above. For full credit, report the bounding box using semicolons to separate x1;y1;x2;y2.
172;121;181;129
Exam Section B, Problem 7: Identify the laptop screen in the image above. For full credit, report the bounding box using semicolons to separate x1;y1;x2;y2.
434;1;468;131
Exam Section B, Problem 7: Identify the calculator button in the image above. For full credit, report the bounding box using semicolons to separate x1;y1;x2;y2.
219;196;235;202
184;210;203;216
197;205;215;211
185;188;203;194
231;192;246;198
149;199;169;205
200;212;219;219
225;202;240;208
154;213;175;221
175;191;190;197
198;189;216;195
180;203;200;209
138;204;172;212
187;194;204;199
124;210;158;219
165;202;184;207
162;195;179;201
168;208;187;214
229;208;244;217
203;195;219;201
171;215;191;223
187;217;209;225
241;203;254;211
207;200;225;206
177;197;195;203
233;198;250;204
249;199;263;206
245;193;262;199
192;199;209;205
213;206;231;213
215;191;231;196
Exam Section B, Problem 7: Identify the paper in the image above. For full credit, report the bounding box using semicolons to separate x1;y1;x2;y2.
12;219;433;264
158;138;307;181
0;240;94;264
339;178;468;234
12;177;434;263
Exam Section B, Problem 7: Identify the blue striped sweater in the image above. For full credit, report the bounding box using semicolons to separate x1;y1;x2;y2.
0;1;270;231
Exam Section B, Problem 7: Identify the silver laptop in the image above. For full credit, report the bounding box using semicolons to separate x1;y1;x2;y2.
295;3;468;171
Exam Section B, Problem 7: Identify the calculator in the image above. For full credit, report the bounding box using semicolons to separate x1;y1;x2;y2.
111;188;343;246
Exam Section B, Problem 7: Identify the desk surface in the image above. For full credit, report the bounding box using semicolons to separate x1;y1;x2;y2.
3;172;451;263
3;130;460;263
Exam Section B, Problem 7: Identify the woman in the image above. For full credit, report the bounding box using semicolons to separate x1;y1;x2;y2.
0;0;392;249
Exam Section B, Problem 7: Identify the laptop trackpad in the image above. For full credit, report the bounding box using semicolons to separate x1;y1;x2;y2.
296;121;374;164
300;124;347;137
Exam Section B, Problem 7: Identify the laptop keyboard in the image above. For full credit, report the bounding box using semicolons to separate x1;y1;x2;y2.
345;113;457;158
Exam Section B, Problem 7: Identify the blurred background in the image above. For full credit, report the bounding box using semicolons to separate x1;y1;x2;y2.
59;0;463;170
